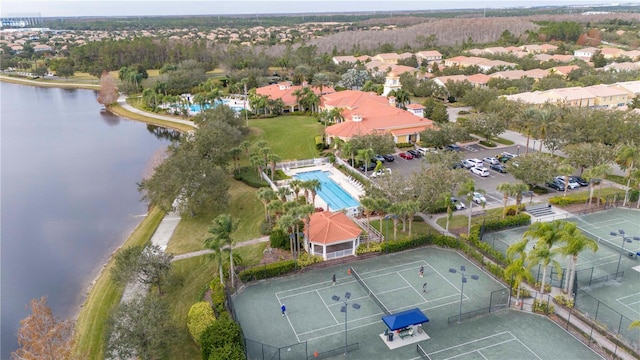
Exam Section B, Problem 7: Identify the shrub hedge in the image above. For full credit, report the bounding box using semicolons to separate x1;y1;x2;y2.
233;167;269;188
238;260;296;282
209;280;226;317
187;302;216;346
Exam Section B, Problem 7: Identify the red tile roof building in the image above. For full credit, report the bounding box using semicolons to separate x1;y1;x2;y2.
255;82;336;112
306;211;362;260
320;90;435;144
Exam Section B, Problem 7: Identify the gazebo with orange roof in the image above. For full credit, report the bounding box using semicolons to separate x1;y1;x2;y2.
305;211;363;260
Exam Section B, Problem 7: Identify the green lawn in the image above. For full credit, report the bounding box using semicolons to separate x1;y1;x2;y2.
164;257;217;359
436;207;506;230
370;218;439;241
247;115;322;161
166;179;264;255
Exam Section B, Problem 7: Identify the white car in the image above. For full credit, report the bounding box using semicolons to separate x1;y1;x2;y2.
472;192;487;204
451;197;466;210
555;176;579;189
466;158;483;167
483;157;500;165
371;168;392;178
471;166;490;177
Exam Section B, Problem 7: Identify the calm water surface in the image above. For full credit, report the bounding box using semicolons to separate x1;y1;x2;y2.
0;82;171;357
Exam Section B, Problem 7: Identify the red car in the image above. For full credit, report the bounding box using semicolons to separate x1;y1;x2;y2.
399;152;414;160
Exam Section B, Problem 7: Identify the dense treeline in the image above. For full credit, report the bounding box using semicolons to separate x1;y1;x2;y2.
69;38;216;76
38;5;639;32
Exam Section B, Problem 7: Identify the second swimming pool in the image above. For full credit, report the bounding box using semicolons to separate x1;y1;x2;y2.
294;170;360;211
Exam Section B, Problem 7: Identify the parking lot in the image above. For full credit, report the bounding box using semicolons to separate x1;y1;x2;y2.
362;144;566;207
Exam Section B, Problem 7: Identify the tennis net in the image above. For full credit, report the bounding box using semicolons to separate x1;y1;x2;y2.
416;344;432;359
581;228;635;255
349;267;391;315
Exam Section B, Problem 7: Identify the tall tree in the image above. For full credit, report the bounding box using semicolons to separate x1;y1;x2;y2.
505;240;534;306
257;188;277;224
136;244;174;295
582;164;612;208
458;180;484;235
615;141;640;207
106;295;176;360
12;297;75;360
496;182;515;219
205;214;237;285
557;222;598;297
97;70;119;107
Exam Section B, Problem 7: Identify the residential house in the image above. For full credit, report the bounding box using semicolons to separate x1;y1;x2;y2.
599;47;625;59
604;62;640;72
321;90;435;144
574;47;599;60
305;211;362;260
584;84;630;108
33;44;52;52
551;87;597;107
415;50;442;64
372;52;410;64
611;80;640;98
433;74;489;88
549;65;580;78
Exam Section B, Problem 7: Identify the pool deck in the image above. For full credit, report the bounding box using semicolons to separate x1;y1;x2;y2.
285;164;365;212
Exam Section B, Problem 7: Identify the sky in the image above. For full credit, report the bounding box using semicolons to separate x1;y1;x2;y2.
0;0;630;18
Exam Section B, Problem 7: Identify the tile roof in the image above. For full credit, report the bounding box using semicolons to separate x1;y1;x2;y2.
256;82;336;106
308;211;362;245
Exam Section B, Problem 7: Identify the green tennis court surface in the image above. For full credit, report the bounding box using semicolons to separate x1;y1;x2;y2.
232;247;604;360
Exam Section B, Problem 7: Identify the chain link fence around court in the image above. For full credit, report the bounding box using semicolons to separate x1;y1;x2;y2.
446;288;510;325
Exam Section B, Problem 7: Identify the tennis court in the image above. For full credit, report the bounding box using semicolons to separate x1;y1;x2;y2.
481;208;640;350
232;247;604;360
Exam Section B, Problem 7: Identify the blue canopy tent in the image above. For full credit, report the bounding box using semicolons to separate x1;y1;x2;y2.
382;308;429;331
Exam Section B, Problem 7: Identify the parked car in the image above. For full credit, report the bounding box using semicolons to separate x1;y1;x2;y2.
407;149;422;158
471;166;490;177
451;197;466;210
462;159;475;169
555;176;580;189
490;163;507;173
569;176;588;186
399;152;414;160
483;157;500;165
374;154;386;163
497;152;517;163
371;168;392;178
467;158;483;167
359;162;376;172
472;192;487;204
546;179;565;191
382;154;395;162
445;144;461;152
417;147;430;156
452;161;465;170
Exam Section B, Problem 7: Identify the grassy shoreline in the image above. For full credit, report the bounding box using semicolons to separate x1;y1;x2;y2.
0;74;100;90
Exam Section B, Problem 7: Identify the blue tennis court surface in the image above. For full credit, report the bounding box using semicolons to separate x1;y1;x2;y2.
295;170;360;210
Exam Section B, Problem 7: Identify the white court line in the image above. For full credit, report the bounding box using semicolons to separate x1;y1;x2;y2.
275;294;301;343
316;289;339;325
296;311;384;337
428;331;512;355
616;292;640;316
512;332;543;360
397;271;428;301
444;339;517;360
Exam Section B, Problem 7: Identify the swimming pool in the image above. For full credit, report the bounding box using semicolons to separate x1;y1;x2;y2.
294;170;360;211
189;99;246;113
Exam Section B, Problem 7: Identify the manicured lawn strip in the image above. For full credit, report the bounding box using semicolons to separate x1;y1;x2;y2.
165;257;217;359
234;242;269;267
0;75;99;90
166;180;264;255
109;103;195;132
436;207;505;230
369;218;439;241
248;116;322;161
73;207;165;359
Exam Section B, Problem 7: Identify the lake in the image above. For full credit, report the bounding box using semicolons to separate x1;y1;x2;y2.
0;82;172;358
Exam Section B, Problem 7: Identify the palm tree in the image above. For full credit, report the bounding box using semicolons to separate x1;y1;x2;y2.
516;107;538;156
458;180;485;235
533;107;556;152
583;164;611;208
557;163;575;198
277;214;296;258
205;214;236;285
403;200;421;237
557;222;598;297
496;182;515;219
359;197;378;241
267;199;284;222
527;242;563;294
341;141;356;166
375;197;391;241
228;147;242;171
288;179;303;202
512;182;529;214
276;187;291;203
443;192;454;232
615;141;639;207
312;73;332;96
257;188;277;224
268;153;281;181
307;179;322;207
505;240;534;306
388;203;402;240
357;148;376;176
